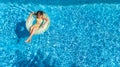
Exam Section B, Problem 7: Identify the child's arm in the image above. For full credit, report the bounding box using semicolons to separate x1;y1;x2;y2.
43;17;48;23
42;17;49;28
30;12;36;16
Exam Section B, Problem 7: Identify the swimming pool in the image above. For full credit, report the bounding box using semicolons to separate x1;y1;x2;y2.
0;0;120;67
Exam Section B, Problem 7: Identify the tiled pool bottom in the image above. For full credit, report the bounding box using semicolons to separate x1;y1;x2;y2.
0;3;120;67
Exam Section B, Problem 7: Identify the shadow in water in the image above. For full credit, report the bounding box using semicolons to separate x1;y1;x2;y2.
1;0;120;6
15;21;29;43
12;50;55;67
12;47;80;67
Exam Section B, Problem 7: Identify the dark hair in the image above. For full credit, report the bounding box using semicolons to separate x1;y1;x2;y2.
35;11;44;18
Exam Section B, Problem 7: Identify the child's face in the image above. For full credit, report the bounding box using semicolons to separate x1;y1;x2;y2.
38;13;43;18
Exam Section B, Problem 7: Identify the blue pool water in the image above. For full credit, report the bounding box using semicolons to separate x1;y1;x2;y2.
0;1;120;67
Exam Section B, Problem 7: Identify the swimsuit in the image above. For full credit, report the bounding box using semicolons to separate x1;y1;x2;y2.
34;18;43;28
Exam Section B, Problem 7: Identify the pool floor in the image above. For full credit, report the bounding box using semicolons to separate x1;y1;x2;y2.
0;3;120;67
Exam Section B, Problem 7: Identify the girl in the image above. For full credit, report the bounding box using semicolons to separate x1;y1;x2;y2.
25;11;48;42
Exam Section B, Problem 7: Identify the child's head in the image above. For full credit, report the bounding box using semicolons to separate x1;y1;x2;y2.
36;11;44;18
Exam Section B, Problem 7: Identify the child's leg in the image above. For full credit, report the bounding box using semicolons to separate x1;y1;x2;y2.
30;26;34;34
25;27;38;42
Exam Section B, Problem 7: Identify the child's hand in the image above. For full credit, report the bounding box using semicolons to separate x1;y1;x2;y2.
31;12;34;15
30;12;35;16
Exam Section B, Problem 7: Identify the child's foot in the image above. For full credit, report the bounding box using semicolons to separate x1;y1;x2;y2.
25;39;31;43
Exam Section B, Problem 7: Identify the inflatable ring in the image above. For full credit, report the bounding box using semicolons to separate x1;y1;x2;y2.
26;13;50;34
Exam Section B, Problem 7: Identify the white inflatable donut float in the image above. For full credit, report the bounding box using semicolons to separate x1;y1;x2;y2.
26;13;50;34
